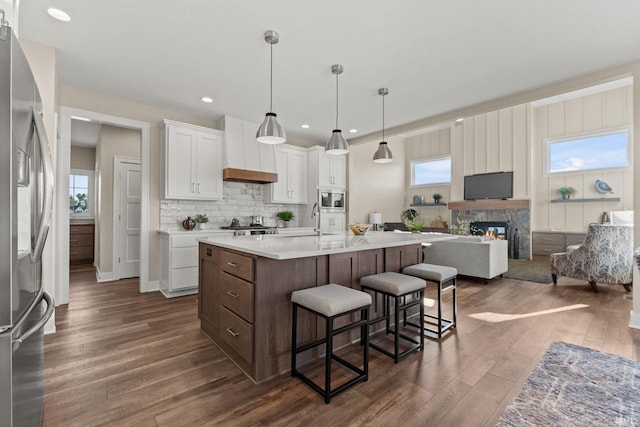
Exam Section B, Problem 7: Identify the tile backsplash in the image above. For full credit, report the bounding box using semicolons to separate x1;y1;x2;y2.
160;182;301;230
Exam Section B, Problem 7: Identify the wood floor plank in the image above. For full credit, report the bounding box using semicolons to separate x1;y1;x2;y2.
43;267;639;426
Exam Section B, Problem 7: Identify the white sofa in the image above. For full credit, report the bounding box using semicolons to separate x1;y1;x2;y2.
422;236;508;280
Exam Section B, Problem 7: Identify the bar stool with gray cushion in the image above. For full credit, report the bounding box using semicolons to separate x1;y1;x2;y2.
291;284;372;404
359;272;426;363
402;263;457;339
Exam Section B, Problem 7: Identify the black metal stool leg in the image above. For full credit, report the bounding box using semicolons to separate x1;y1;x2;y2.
325;316;332;404
291;303;298;376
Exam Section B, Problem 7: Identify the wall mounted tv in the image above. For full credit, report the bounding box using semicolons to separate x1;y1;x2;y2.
464;171;513;200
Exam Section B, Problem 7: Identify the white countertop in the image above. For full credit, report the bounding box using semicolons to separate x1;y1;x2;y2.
198;231;457;260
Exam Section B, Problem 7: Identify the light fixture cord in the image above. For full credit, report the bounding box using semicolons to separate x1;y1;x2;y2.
382;93;385;142
335;72;339;129
269;41;273;112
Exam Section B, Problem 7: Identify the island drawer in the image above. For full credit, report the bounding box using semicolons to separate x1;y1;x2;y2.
220;306;253;364
220;272;254;322
221;250;254;282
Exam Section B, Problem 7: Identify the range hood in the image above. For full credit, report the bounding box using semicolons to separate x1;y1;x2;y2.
223;168;278;184
220;116;279;184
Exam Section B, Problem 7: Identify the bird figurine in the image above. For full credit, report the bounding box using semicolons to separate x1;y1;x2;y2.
594;180;614;194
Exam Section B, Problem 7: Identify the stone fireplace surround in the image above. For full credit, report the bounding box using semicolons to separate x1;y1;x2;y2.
449;199;530;259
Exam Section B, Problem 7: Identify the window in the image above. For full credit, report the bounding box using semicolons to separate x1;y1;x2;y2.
69;169;95;218
411;156;451;186
546;127;630;175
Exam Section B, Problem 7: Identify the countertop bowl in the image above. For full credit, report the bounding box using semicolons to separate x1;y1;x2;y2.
349;223;371;235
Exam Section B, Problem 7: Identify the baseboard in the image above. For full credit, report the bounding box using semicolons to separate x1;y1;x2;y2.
142;280;160;293
96;268;115;282
629;310;640;330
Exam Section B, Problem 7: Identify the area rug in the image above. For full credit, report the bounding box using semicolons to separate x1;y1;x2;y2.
503;256;552;284
496;341;640;426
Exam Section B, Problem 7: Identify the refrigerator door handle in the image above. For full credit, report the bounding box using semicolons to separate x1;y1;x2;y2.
31;107;54;263
11;291;54;352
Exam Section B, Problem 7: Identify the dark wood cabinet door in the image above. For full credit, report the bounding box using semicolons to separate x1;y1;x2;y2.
198;244;219;341
385;244;421;272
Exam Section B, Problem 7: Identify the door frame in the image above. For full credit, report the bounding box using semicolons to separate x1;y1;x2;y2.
112;156;141;280
56;107;151;305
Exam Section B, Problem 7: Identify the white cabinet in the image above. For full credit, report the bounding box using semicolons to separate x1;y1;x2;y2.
159;231;232;298
317;150;346;189
265;144;307;204
219;116;276;172
321;213;346;234
163;120;223;200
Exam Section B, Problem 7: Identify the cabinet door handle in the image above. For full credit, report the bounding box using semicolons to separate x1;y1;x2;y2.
227;261;240;267
197;183;201;194
226;291;239;299
192;182;196;193
226;328;239;337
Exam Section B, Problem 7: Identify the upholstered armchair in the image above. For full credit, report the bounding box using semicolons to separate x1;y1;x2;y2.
550;224;633;292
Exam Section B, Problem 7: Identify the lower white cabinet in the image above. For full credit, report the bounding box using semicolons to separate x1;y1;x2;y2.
159;231;231;298
321;213;346;234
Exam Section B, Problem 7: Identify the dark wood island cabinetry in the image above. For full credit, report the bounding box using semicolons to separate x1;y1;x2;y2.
198;239;422;383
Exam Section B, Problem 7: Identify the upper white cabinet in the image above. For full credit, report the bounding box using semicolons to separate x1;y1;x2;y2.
265;144;307;204
308;146;347;189
162;120;224;200
219;116;276;173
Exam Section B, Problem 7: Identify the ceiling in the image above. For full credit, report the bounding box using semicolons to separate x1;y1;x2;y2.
70;119;101;148
18;1;640;146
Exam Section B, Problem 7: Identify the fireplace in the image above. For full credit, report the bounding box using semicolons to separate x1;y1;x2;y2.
471;221;508;240
451;201;530;259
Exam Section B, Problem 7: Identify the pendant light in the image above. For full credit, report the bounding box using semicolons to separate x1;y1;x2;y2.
373;88;393;163
256;30;286;144
325;64;349;155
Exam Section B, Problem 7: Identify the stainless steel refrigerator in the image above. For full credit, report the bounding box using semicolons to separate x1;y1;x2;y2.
0;15;55;427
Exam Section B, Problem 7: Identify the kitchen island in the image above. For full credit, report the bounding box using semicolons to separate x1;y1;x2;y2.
198;231;455;382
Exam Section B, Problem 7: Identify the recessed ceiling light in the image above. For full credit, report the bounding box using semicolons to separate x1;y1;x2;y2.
301;124;310;129
47;8;71;22
201;97;213;103
349;129;358;133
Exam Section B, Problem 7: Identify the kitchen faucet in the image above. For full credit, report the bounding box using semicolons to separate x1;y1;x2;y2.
311;202;322;236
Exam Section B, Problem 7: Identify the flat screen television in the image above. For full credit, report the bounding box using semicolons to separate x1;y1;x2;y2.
464;171;513;200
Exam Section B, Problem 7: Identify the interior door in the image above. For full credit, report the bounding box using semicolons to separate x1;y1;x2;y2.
116;159;141;279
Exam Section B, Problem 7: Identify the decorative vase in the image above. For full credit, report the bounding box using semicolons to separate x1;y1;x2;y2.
434;198;440;204
562;194;570;200
283;221;290;228
182;217;196;230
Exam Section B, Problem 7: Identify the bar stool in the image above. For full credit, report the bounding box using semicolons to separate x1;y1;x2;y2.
359;272;426;362
291;284;372;404
402;263;457;339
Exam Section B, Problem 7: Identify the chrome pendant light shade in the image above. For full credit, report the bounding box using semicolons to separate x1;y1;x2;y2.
373;88;393;163
256;30;286;144
325;64;349;155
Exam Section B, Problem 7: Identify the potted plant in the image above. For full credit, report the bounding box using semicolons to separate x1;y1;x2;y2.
403;215;429;232
195;213;209;229
556;187;576;200
432;193;442;204
277;211;294;227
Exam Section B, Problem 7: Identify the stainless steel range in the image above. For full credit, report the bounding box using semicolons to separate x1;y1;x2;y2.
220;225;279;236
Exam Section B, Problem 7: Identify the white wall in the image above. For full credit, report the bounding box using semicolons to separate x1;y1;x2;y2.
348;136;406;224
95;125;140;274
533;85;633;232
70;146;95;170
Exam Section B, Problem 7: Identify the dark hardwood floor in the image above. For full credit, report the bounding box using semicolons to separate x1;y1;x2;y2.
44;266;640;426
